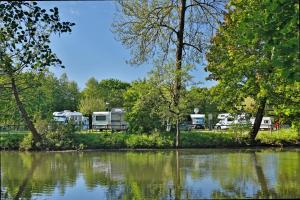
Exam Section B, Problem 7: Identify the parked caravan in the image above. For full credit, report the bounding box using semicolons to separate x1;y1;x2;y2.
53;110;83;125
250;117;272;129
92;112;111;130
111;108;127;131
190;114;205;129
92;108;127;131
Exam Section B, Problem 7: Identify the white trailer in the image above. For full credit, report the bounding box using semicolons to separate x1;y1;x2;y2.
92;108;127;131
250;117;272;129
111;108;127;131
92;112;111;130
53;110;83;125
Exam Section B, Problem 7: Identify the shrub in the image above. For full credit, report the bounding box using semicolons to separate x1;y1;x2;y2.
0;133;27;150
19;120;79;150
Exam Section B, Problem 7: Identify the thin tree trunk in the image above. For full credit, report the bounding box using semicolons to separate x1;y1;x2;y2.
250;97;267;142
174;0;186;148
11;76;42;143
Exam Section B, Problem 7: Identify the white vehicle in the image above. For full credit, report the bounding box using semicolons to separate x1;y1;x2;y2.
215;113;272;130
53;110;83;125
217;113;230;120
92;112;111;130
92;108;127;131
250;117;272;129
215;115;235;130
190;114;205;129
111;108;127;131
82;116;89;130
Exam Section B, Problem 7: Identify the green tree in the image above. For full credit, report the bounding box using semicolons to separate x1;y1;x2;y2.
123;79;164;133
81;77;100;99
0;2;74;144
113;0;225;147
98;79;130;108
79;97;105;130
53;73;80;112
206;0;299;141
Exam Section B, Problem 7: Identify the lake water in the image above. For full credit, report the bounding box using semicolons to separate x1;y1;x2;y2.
1;149;299;199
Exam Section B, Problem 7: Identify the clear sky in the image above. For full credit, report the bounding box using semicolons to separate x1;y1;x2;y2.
39;1;216;90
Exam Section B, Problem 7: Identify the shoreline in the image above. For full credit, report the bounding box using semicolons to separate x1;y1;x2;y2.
1;145;300;152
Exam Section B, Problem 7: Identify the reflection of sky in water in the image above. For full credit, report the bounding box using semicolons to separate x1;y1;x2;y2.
184;175;221;199
33;175;108;200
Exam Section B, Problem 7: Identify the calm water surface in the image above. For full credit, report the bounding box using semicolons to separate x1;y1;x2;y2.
1;149;299;199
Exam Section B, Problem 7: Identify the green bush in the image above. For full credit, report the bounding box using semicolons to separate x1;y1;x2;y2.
0;133;27;150
19;120;79;150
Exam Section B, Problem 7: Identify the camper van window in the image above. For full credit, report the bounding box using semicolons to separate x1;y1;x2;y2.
96;116;106;121
264;120;269;124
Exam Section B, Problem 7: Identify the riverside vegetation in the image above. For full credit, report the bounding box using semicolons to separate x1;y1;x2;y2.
1;121;299;151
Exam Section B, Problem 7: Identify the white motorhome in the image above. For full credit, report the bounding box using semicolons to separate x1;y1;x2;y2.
53;110;83;125
215;113;272;130
92;108;127;131
190;114;205;129
215;114;235;130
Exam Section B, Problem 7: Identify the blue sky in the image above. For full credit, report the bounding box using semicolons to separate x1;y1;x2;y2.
39;1;216;90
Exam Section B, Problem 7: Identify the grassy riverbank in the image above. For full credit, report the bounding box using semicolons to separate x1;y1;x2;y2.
1;129;299;150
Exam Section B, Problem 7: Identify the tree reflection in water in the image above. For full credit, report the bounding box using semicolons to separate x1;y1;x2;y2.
1;149;299;199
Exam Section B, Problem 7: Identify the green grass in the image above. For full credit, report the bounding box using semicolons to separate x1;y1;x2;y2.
256;129;299;146
1;128;299;150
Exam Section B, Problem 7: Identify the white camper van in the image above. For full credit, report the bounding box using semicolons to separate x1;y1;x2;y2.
53;110;83;125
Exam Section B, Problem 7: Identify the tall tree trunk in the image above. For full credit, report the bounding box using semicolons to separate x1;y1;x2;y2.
250;97;267;142
11;76;42;143
174;0;186;148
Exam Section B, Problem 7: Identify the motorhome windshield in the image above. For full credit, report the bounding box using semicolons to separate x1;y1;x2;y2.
54;116;66;122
